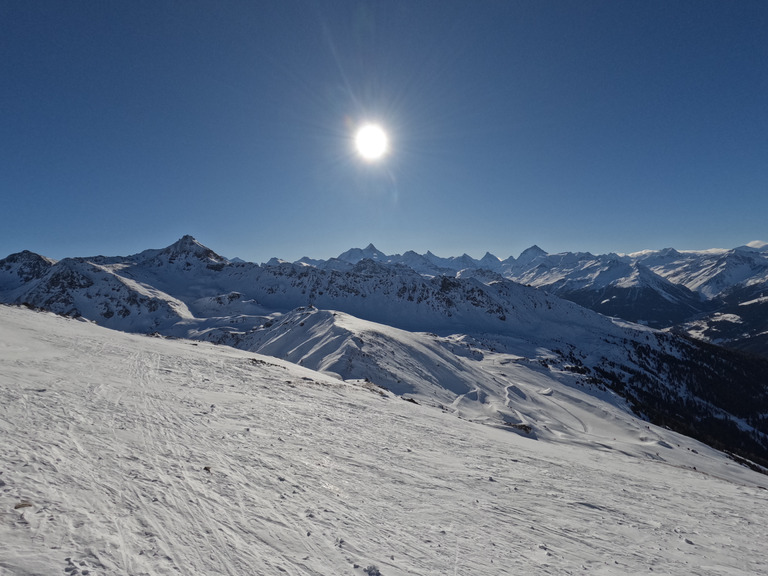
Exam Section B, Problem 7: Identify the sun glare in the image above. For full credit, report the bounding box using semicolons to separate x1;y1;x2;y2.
355;124;388;161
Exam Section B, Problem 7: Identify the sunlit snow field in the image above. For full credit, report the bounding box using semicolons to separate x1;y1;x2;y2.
1;305;767;575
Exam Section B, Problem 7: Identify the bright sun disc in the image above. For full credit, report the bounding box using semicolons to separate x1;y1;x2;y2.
355;124;388;161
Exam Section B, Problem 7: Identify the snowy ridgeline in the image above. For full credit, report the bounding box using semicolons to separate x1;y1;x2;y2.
2;235;768;363
3;237;768;469
1;305;767;576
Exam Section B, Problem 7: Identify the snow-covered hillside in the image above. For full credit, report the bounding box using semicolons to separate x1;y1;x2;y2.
2;305;767;575
2;236;768;468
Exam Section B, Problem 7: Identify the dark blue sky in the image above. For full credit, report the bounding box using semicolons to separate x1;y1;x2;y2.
2;0;766;262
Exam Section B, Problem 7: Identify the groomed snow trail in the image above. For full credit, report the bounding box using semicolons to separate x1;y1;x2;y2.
1;306;767;575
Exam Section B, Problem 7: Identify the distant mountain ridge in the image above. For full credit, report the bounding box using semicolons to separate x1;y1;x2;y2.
279;240;768;352
2;235;768;468
3;235;767;353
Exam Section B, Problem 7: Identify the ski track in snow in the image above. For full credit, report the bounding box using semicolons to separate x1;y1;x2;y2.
1;306;768;575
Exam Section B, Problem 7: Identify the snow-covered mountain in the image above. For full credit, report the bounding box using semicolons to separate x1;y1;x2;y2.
512;243;768;349
336;243;387;265
0;250;56;294
676;276;768;357
2;236;768;471
4;305;768;575
260;241;768;352
637;244;768;297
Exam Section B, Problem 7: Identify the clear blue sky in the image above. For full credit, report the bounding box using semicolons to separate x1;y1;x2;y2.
2;0;766;263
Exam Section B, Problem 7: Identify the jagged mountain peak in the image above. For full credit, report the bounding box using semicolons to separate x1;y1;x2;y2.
337;243;386;264
153;235;227;265
0;249;56;271
2;249;55;264
0;250;57;292
451;254;479;269
165;235;215;255
516;245;548;265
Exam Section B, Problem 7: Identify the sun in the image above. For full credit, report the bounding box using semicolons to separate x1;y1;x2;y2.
354;123;388;161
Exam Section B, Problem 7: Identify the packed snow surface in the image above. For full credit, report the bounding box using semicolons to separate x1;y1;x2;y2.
2;305;767;575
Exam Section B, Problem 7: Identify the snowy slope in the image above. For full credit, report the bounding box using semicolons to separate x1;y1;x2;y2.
194;303;768;465
199;306;645;435
643;246;768;299
560;264;706;327
2;237;768;463
676;276;768;356
7;257;194;332
2;304;768;576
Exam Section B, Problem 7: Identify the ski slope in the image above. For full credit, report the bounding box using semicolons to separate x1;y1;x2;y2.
1;305;767;575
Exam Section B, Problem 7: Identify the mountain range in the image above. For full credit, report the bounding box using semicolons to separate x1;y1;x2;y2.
2;235;768;469
289;240;768;355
